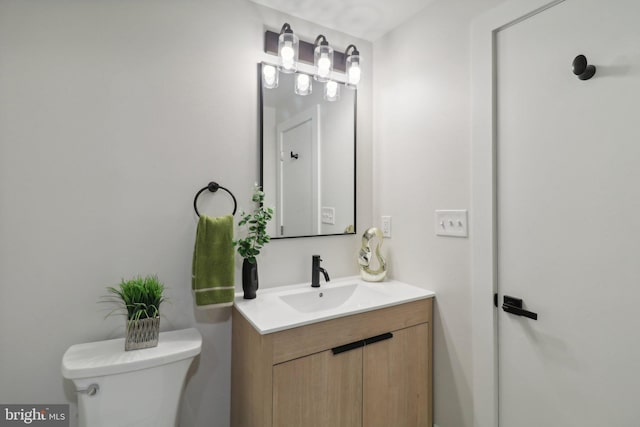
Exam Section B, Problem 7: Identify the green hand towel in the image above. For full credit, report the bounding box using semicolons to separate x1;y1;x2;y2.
192;214;235;307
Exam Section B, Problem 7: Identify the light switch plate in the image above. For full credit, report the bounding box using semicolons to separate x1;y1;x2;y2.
321;207;335;225
435;210;468;237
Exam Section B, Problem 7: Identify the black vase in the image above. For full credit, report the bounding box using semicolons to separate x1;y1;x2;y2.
242;258;259;299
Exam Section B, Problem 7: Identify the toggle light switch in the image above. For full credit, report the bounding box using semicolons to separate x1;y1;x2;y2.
435;210;468;237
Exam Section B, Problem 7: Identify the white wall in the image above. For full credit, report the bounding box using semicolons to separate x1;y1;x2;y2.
0;1;372;426
372;1;505;426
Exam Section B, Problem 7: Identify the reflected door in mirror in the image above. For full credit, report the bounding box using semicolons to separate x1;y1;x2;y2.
276;107;319;237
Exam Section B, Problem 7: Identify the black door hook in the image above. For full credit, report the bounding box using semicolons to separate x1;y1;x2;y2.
290;151;299;159
573;54;596;80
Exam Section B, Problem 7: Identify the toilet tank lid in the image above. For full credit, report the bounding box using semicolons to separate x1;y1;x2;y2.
61;328;202;379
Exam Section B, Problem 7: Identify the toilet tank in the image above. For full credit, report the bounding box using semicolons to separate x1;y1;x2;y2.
62;328;202;427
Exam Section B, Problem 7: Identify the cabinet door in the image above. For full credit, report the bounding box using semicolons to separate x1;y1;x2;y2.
273;348;362;427
363;323;430;427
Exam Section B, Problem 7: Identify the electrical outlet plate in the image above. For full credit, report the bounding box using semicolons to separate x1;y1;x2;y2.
381;216;392;238
435;210;468;237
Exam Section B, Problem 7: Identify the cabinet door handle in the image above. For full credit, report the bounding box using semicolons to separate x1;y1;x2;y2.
364;332;393;346
331;332;394;355
332;340;365;355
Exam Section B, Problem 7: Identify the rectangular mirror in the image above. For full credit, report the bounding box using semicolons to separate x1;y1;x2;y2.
260;62;356;239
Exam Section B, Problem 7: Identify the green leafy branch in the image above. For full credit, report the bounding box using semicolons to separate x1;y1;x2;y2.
233;185;274;264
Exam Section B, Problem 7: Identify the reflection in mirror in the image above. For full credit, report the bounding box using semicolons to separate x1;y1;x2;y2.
260;62;356;239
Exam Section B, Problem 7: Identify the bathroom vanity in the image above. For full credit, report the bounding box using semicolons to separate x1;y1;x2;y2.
231;278;434;427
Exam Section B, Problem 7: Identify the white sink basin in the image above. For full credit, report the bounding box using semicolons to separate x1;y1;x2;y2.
234;276;434;334
279;283;387;313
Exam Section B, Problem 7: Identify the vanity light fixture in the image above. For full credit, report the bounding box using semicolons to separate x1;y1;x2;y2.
263;25;362;94
278;23;298;73
295;73;312;96
314;35;333;82
262;64;279;89
345;44;361;88
324;80;340;102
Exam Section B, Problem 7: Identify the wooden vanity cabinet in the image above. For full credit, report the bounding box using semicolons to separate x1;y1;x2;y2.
231;298;433;427
363;322;430;426
273;347;363;426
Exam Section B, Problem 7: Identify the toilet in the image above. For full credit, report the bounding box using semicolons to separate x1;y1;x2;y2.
62;328;202;427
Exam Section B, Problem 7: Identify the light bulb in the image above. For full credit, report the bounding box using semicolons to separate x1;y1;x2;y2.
295;73;312;96
324;80;339;101
345;48;361;88
318;55;331;77
348;64;361;86
262;64;278;89
314;41;333;82
281;42;294;60
326;81;337;97
297;74;309;91
281;57;294;71
278;29;298;73
280;42;295;71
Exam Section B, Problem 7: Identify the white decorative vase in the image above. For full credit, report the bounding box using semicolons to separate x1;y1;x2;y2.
358;227;387;282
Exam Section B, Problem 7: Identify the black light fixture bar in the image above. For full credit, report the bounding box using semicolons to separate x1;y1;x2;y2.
265;30;347;72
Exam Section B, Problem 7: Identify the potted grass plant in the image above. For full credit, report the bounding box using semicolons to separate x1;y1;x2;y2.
233;185;273;299
106;275;166;351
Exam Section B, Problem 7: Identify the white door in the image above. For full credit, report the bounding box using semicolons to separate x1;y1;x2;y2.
276;107;320;237
497;1;640;425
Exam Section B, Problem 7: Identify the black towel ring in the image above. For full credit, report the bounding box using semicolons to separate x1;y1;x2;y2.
193;181;237;217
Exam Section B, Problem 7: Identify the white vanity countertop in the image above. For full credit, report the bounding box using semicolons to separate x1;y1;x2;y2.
234;276;435;334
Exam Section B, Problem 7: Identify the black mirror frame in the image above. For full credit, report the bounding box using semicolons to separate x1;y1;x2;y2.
258;62;357;239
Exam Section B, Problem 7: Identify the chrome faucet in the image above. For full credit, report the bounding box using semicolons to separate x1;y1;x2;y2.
311;255;330;288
